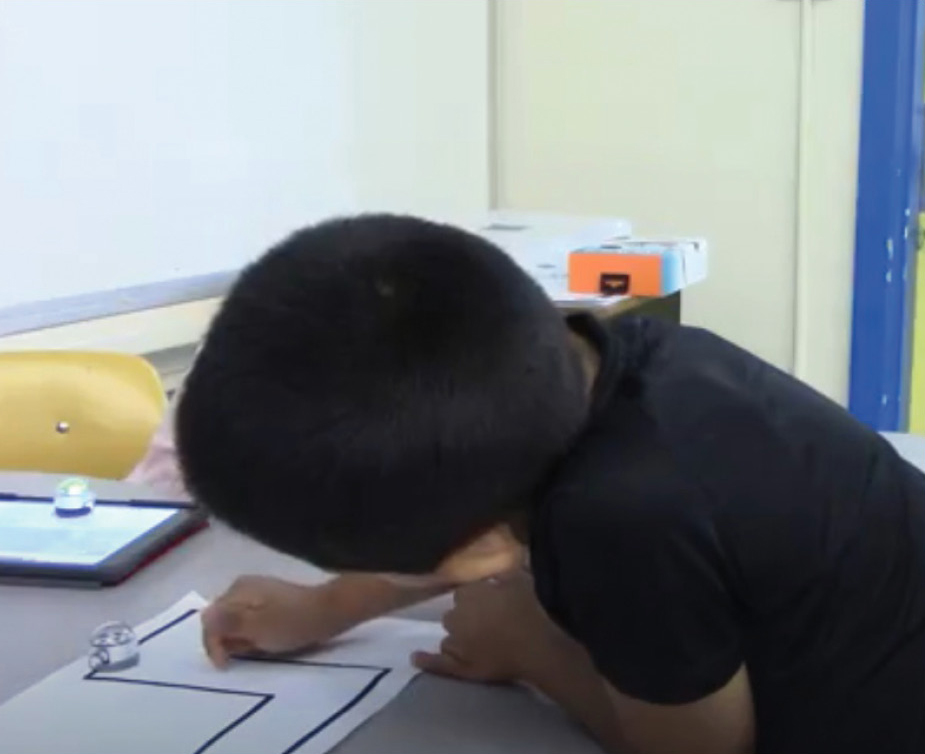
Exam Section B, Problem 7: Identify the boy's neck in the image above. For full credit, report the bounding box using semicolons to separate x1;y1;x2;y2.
568;330;601;394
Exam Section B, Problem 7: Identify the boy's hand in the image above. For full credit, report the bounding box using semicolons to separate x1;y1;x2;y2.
202;575;348;667
412;571;559;683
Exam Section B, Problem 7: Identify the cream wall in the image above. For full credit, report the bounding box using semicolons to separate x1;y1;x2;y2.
495;0;863;402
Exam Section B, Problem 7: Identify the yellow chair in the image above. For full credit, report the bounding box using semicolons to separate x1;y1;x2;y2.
0;351;166;479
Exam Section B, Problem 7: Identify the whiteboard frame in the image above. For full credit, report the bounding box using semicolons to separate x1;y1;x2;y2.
0;273;237;338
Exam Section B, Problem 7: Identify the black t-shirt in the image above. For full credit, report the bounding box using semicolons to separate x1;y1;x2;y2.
530;315;925;754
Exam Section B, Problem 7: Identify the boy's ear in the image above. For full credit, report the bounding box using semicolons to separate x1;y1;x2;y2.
434;525;524;584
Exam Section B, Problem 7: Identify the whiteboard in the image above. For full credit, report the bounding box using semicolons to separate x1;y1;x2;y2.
0;0;489;328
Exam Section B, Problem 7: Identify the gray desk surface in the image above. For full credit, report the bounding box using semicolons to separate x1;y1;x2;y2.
3;434;923;753
0;473;602;754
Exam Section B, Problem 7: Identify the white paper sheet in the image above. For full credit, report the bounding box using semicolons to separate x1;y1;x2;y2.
0;593;444;754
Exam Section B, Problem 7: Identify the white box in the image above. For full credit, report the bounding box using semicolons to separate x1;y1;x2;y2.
448;211;634;306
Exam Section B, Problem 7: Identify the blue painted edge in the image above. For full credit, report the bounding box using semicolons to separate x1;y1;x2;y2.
849;0;925;430
0;271;239;338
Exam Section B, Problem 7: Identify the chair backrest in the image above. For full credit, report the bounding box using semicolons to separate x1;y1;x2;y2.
0;351;166;479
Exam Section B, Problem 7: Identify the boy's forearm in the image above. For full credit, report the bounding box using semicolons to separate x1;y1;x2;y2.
319;574;448;630
522;631;627;754
323;576;624;750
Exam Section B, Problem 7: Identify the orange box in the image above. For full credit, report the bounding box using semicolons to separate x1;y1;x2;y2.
569;253;662;296
568;239;708;297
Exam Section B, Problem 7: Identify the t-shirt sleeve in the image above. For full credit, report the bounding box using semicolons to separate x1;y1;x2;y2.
547;469;743;705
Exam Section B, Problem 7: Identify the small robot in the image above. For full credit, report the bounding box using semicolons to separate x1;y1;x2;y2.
88;621;140;672
53;478;96;517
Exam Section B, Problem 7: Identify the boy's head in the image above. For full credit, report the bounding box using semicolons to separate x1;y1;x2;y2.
177;214;589;580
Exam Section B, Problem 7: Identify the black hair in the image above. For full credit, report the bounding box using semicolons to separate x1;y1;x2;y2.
176;214;589;573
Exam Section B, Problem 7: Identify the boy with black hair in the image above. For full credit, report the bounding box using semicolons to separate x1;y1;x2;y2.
179;214;925;754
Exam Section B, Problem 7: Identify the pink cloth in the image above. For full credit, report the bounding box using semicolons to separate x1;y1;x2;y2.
125;392;189;499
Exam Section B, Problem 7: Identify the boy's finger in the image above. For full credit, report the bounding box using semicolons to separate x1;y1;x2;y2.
202;624;230;668
201;604;248;667
411;650;473;680
202;602;249;638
